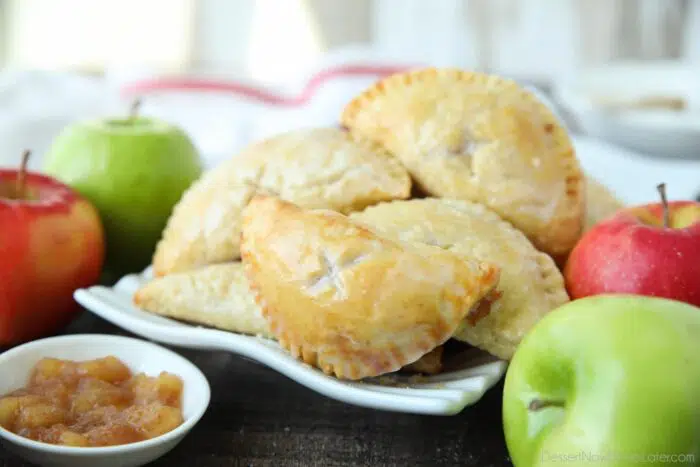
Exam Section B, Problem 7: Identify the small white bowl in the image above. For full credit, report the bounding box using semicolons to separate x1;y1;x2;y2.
0;334;210;467
553;60;700;160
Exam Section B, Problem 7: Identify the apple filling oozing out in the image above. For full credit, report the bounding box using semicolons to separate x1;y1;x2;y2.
466;289;504;326
400;289;504;375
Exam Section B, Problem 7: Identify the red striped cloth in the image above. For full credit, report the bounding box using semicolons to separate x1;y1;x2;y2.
116;63;421;167
120;64;414;107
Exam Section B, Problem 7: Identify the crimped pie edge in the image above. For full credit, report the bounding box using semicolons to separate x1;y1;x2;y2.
351;197;570;359
340;67;586;257
239;194;501;380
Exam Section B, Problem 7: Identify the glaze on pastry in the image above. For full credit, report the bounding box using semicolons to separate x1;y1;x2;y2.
240;195;500;380
341;68;585;258
351;198;570;360
152;127;411;276
134;262;451;375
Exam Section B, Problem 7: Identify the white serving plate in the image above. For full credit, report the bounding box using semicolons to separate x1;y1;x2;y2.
74;268;507;416
0;334;210;467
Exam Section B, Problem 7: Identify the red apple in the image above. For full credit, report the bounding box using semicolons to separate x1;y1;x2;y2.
0;151;105;345
565;184;700;307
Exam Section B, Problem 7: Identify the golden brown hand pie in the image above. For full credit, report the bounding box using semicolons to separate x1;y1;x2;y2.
350;198;570;360
134;262;446;375
134;263;273;338
240;195;500;380
341;68;585;258
152;127;411;276
584;175;624;232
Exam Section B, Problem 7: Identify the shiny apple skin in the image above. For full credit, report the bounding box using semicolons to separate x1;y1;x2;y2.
565;201;700;308
503;295;700;466
0;170;105;345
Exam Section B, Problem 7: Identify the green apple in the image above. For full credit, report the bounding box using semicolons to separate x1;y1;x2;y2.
503;294;700;466
43;109;203;277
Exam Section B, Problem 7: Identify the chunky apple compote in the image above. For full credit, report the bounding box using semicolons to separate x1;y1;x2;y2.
0;356;184;447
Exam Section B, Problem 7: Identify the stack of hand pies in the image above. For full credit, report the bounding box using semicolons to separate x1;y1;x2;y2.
133;68;625;380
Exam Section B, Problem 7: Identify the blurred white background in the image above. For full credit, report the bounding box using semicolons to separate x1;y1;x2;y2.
2;0;699;83
0;0;699;202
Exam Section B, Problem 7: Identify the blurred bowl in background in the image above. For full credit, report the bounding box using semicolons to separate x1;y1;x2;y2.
553;60;700;160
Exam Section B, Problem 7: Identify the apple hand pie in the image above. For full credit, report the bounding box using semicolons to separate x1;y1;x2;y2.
350;198;570;360
341;68;585;259
134;262;447;375
152;127;411;276
134;262;274;338
240;195;500;380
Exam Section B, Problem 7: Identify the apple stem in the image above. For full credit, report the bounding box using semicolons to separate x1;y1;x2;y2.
528;398;565;411
657;182;670;228
15;149;30;199
129;98;142;119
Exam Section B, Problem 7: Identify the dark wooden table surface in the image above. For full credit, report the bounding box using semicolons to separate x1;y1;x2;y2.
1;310;512;467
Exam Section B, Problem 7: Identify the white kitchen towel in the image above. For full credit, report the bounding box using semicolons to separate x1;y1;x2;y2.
0;70;116;171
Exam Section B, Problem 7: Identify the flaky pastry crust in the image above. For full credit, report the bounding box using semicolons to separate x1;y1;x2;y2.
240;195;500;380
134;262;273;338
341;68;585;258
152;127;411;276
351;198;570;359
134;262;449;375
